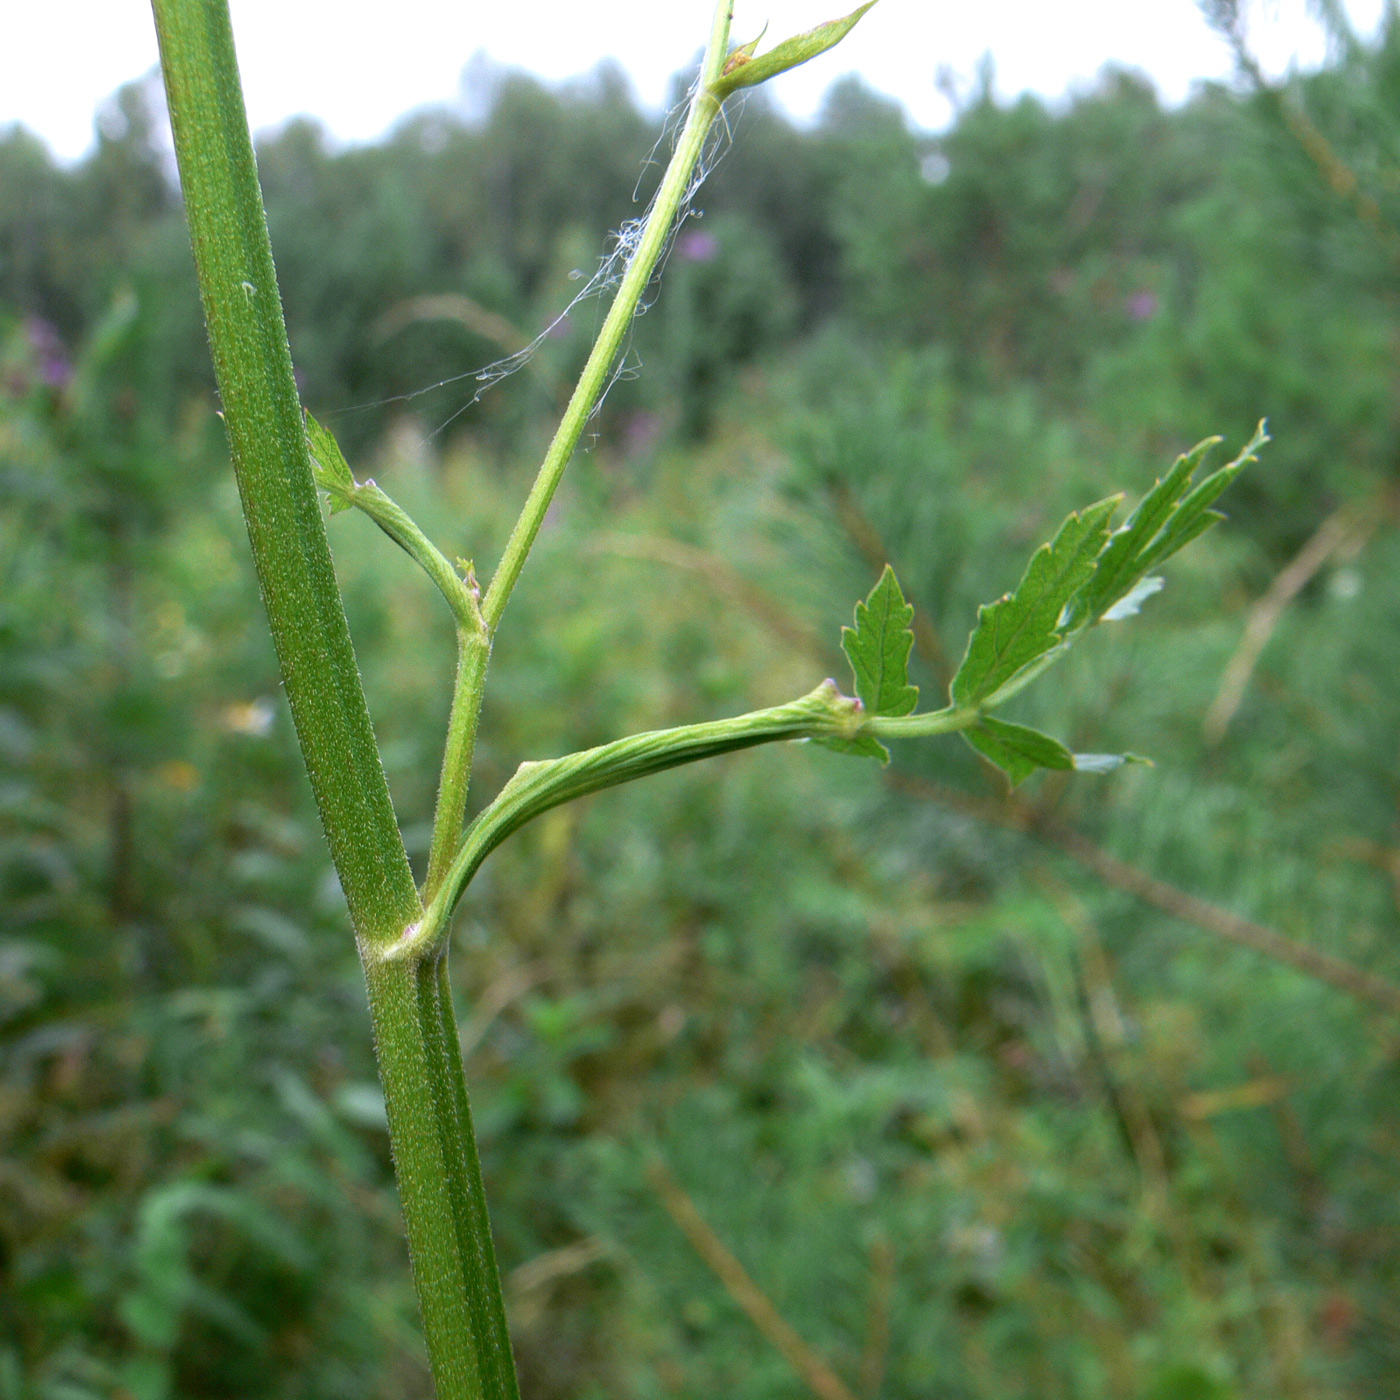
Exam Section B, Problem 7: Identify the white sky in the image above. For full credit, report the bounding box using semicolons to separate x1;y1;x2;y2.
3;0;1387;163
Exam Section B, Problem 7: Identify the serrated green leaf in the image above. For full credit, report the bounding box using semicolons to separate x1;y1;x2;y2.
1135;449;1251;572
712;1;878;98
304;409;356;511
1068;437;1216;626
1068;422;1266;627
962;716;1074;786
1137;507;1224;572
951;497;1118;708
842;565;918;719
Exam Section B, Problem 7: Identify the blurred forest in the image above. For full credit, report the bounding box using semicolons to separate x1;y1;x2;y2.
5;9;1400;1398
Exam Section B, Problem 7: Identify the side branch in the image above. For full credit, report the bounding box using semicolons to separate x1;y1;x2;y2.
306;411;485;637
396;687;977;959
479;0;878;635
478;9;733;633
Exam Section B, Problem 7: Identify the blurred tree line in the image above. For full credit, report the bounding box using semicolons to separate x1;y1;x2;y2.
6;14;1400;1398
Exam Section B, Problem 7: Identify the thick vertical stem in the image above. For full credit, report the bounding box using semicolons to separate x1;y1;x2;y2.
429;956;517;1378
151;0;414;931
356;948;519;1400
361;955;494;1396
150;3;518;1394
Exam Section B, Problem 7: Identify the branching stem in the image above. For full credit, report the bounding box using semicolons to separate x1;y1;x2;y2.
152;3;516;1395
324;474;483;633
393;690;978;960
478;4;734;634
155;3;890;1396
416;0;737;906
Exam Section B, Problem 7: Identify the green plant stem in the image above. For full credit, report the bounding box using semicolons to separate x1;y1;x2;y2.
421;0;736;921
479;0;734;634
307;435;490;899
398;690;977;959
866;708;978;739
361;956;516;1398
328;475;482;633
152;3;416;934
151;3;517;1395
426;630;491;899
324;473;492;902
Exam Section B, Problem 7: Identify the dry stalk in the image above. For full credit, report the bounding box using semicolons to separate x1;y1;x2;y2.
645;1155;860;1400
1204;506;1370;744
888;771;1400;1019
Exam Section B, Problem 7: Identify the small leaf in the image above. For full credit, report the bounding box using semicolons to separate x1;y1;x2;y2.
304;409;356;511
1071;751;1152;774
951;496;1118;708
842;565;918;718
1100;575;1164;621
722;24;767;74
962;716;1074;787
712;1;878;98
1141;421;1267;571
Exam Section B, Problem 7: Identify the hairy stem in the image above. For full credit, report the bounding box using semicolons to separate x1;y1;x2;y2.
151;3;517;1394
151;2;415;934
307;418;491;897
330;478;482;633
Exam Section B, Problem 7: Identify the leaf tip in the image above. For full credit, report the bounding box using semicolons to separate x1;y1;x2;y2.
711;0;880;97
1071;751;1153;774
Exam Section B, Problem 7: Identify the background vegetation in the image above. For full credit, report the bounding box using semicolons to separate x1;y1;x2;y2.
4;12;1400;1397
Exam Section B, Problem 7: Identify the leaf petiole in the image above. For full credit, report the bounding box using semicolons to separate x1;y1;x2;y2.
306;410;484;637
395;682;977;960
